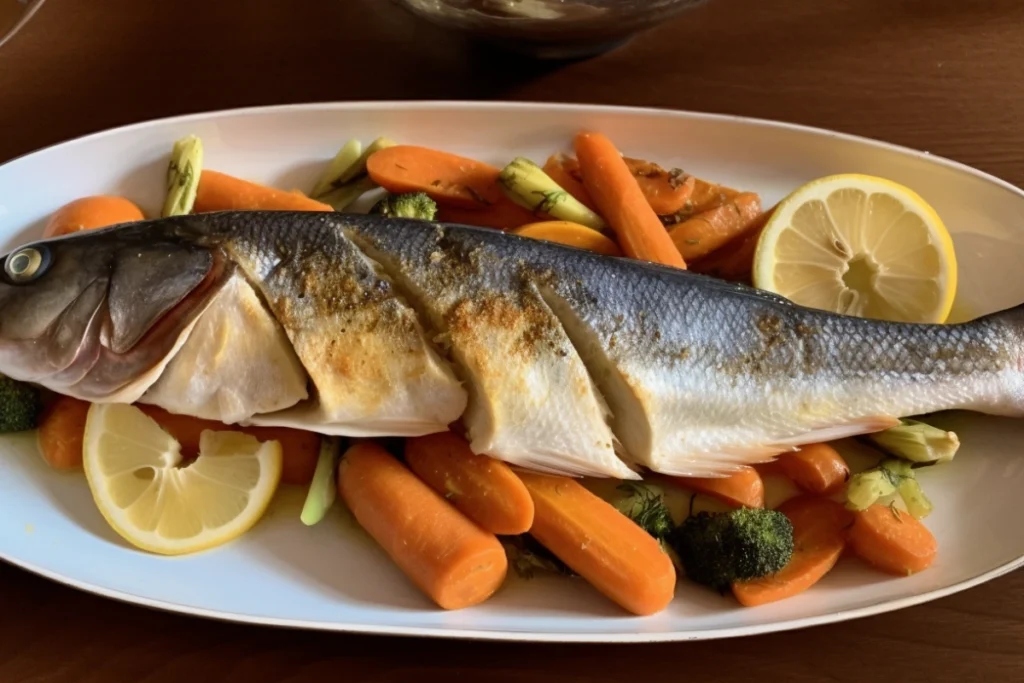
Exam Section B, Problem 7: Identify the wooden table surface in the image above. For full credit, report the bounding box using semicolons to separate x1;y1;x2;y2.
3;0;1024;680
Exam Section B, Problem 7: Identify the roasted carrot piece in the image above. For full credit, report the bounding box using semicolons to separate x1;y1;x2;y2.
514;221;623;256
686;179;741;216
44;196;145;238
732;496;853;606
436;199;539;230
848;503;938;576
405;432;534;535
338;442;508;610
669;192;762;262
193;170;333;212
574;131;687;269
688;206;774;282
517;471;676;616
134;405;320;486
776;443;851;496
36;395;91;470
622;157;696;216
668;467;765;508
542;154;598;211
366;145;506;209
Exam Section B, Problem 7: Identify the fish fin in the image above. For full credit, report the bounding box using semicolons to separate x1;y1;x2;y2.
245;400;452;438
768;415;901;449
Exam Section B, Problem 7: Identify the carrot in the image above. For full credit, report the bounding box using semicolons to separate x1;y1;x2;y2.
404;432;534;535
688;206;774;282
732;496;853;606
687;179;741;216
366;145;505;209
669;192;762;262
338;442;508;610
542;154;597;211
134;405;320;486
514;221;623;256
574;131;687;269
436;199;538;230
44;196;144;238
193;170;333;213
622;157;696;215
848;503;938;576
36;395;91;470
668;467;765;508
776;443;851;496
517;471;676;616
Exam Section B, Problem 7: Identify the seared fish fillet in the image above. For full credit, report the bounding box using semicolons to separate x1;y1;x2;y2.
0;211;1021;478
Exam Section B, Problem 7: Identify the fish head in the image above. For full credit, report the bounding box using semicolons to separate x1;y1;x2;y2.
0;221;228;399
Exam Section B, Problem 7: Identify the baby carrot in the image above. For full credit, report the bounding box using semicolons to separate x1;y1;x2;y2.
542;154;598;211
574;131;687;269
669;192;762;262
517;471;676;616
436;199;538;230
338;442;508;610
366;145;506;209
193;170;333;213
688;206;774;283
405;432;534;535
134;405;320;486
43;196;145;238
668;467;765;508
732;496;853;606
622;157;696;216
36;395;91;470
514;220;623;256
776;443;851;496
686;179;741;216
848;503;938;576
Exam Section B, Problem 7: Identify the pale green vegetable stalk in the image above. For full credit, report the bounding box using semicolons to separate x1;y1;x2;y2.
498;157;607;231
311;136;398;209
864;418;959;464
161;135;203;217
845;457;933;519
310;139;362;198
318;177;378;212
334;136;397;188
300;437;342;526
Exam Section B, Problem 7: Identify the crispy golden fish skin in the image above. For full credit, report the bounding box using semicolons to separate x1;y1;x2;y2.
2;211;1023;478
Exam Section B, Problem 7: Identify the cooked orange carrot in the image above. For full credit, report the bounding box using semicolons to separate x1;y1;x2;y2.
622;157;696;216
514;221;623;256
574;131;687;269
848;503;938;576
436;199;539;230
668;467;765;508
686;179;741;216
44;196;144;238
338;442;508;610
517;471;676;616
134;404;320;486
776;443;850;496
193;170;333;213
36;395;91;470
688;206;774;282
669;192;762;262
366;145;505;209
542;154;598;211
732;496;853;606
405;432;534;535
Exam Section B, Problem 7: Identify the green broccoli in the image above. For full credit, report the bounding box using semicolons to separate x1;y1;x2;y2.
668;508;794;592
0;375;42;433
370;192;438;221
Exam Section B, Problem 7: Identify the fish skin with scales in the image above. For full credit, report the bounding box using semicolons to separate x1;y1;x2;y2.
0;210;1022;479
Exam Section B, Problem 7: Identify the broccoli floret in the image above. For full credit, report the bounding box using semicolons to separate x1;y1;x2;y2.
0;375;42;433
668;508;794;592
370;192;438;221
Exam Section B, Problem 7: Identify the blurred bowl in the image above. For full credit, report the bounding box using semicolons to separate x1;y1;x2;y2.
391;0;709;59
0;0;45;51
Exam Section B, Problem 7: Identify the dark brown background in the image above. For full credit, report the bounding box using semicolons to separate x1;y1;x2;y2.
3;0;1024;680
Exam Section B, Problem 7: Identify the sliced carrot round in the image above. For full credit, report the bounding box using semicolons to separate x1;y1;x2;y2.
849;504;937;576
514;221;622;256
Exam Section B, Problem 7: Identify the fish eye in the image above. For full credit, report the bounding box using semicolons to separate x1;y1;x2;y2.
4;246;49;284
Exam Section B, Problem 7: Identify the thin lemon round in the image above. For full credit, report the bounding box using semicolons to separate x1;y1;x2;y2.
82;403;282;555
753;174;957;323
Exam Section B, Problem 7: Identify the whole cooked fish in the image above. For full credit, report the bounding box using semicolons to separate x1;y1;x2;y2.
0;211;1020;478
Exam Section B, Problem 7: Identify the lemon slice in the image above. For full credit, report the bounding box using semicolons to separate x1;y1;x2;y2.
753;174;957;323
82;403;282;555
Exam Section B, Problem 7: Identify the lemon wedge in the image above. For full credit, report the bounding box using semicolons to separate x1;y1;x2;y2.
82;403;282;555
753;174;957;323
